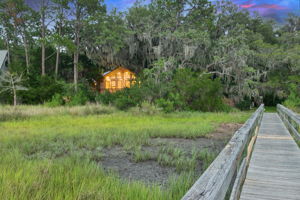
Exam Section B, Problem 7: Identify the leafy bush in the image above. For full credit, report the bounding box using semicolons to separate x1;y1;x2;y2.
20;75;64;104
172;69;225;112
283;84;300;109
96;85;145;110
114;95;136;110
95;90;116;105
155;98;175;113
67;90;89;106
236;96;252;111
45;93;64;107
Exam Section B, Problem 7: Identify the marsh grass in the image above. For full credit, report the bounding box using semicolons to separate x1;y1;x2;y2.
0;105;250;200
157;146;217;172
0;104;116;121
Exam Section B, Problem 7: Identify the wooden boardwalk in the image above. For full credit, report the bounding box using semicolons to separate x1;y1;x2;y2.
240;113;300;200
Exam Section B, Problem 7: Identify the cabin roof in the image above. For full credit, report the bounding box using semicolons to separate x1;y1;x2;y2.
102;67;134;77
0;50;8;70
103;70;112;76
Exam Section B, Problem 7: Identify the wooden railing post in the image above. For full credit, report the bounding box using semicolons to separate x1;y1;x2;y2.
181;105;264;200
277;104;300;141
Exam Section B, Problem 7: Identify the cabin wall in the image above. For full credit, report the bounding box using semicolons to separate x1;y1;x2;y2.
100;68;135;93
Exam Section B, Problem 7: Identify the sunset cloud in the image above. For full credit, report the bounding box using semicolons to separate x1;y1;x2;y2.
235;0;298;22
241;4;255;8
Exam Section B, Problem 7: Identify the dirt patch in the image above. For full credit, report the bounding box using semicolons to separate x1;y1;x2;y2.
99;123;242;186
207;123;243;140
100;146;175;185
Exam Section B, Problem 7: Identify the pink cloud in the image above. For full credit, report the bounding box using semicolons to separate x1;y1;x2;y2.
252;4;288;10
241;4;255;8
240;3;288;10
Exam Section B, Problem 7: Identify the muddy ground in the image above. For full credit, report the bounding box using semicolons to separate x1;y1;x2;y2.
100;123;242;186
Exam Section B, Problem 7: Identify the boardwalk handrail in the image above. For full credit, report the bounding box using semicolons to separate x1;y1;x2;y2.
181;105;264;200
277;104;300;141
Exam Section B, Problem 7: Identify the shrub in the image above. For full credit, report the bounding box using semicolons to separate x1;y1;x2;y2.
45;94;64;107
172;69;225;112
155;98;175;113
67;90;89;106
95;91;116;105
19;76;64;104
236;96;252;111
114;95;136;110
283;84;300;109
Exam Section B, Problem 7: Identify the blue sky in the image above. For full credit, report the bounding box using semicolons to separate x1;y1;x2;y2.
105;0;300;22
232;0;299;21
25;0;300;22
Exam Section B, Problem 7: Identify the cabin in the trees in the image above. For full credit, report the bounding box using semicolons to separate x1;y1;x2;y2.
100;67;136;93
0;50;8;71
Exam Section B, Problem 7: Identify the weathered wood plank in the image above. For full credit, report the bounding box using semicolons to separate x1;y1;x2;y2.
181;105;264;200
229;158;247;200
240;113;300;200
277;104;300;141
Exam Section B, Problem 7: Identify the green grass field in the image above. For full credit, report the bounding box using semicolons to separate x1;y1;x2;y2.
0;105;251;200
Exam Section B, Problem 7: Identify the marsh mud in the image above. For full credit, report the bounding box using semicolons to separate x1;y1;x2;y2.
99;123;242;186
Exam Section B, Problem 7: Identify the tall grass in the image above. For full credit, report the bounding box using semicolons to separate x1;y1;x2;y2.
0;104;116;121
0;105;251;200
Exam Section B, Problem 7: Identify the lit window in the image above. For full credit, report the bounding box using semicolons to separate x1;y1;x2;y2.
105;81;111;89
126;81;130;87
111;81;116;88
117;72;122;79
125;72;130;79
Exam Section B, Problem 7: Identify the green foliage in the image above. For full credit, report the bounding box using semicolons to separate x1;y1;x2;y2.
20;76;64;104
67;90;89;106
155;98;175;113
114;95;136;110
129;101;161;115
96;85;144;110
283;84;300;109
236;96;252;111
45;93;64;107
172;69;225;112
95;90;116;105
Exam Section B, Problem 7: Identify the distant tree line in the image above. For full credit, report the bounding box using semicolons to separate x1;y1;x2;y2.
0;0;299;111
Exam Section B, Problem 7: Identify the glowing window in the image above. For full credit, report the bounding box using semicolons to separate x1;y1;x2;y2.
117;72;122;79
105;81;111;89
111;81;116;88
126;81;130;87
125;72;130;79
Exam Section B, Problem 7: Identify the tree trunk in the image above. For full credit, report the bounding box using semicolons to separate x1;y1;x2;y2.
24;37;30;74
5;39;10;65
11;76;17;107
74;51;78;91
55;10;62;79
73;5;81;92
55;47;60;78
41;0;46;76
42;42;45;76
13;88;17;107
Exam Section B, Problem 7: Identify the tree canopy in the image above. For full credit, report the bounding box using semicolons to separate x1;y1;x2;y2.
0;0;299;110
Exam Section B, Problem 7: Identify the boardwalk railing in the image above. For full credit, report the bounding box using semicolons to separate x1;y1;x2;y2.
277;104;300;141
182;105;264;200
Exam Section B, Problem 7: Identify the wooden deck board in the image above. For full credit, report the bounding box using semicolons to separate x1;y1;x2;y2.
240;113;300;200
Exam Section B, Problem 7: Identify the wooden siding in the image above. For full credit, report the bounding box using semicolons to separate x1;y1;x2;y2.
100;67;135;93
